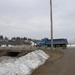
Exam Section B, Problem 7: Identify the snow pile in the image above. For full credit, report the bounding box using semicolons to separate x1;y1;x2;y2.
1;45;7;47
0;50;49;75
67;44;75;47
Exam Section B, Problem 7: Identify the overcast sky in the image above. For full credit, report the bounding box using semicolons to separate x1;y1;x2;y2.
0;0;75;40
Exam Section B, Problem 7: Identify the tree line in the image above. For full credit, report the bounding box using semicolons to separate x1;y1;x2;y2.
0;35;39;46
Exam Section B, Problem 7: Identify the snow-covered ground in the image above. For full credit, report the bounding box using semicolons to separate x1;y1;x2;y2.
0;50;49;75
67;44;75;47
1;44;14;47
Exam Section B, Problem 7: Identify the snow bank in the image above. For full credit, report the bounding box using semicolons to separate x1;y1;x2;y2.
0;50;49;75
1;45;7;47
67;44;75;47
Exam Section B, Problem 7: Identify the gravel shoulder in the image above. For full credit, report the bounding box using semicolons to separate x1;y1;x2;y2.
31;49;64;75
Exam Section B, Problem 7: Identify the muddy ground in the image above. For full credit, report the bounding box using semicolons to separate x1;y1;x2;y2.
32;47;75;75
32;49;64;75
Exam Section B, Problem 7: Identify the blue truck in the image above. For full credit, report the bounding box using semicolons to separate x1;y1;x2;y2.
36;38;68;49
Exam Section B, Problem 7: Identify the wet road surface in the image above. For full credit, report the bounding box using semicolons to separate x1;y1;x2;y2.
32;47;75;75
48;48;75;75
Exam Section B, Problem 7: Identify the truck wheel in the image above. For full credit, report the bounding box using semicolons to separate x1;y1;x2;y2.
53;45;55;48
62;45;66;49
56;45;60;48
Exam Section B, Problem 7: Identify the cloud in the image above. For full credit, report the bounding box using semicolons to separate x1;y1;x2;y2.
0;0;75;40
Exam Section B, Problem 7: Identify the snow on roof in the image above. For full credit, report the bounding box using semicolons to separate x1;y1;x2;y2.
0;50;50;75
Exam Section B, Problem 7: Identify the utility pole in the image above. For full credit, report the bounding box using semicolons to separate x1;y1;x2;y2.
50;0;53;50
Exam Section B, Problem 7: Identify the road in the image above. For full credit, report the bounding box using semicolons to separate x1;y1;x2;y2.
47;48;75;75
32;47;75;75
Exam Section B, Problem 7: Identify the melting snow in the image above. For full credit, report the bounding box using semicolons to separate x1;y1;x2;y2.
0;50;49;75
67;44;75;47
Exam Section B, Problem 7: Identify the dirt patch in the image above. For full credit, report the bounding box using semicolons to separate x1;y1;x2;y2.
31;49;64;75
0;51;8;56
